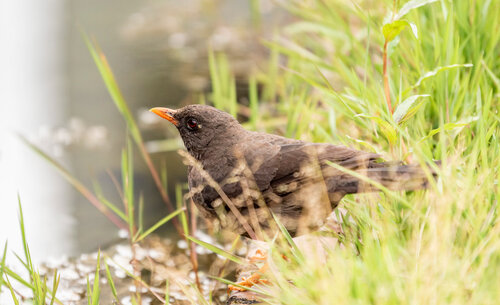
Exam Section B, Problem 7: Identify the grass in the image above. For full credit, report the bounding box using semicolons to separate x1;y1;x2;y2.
250;0;499;304
1;0;499;304
0;198;62;305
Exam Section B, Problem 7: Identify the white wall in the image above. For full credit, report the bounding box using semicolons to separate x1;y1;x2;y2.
0;0;75;264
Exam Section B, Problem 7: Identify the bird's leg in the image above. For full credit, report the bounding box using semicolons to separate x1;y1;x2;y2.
228;249;270;292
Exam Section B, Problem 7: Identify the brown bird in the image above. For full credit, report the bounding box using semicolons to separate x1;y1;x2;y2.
151;104;436;289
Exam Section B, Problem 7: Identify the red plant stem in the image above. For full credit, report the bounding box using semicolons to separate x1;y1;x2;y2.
106;169;124;203
383;40;393;114
77;183;128;231
22;136;128;231
137;143;183;235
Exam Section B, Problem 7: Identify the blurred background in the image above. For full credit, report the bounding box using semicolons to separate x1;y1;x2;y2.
0;0;288;263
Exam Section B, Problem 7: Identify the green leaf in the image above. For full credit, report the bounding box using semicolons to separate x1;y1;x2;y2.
393;94;430;124
356;114;397;145
186;236;245;265
383;20;411;42
396;0;438;20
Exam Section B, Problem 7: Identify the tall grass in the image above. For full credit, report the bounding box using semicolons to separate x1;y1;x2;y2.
248;0;499;304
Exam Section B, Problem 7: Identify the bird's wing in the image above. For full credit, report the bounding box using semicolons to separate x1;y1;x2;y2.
233;133;284;190
238;137;380;193
269;143;434;196
269;142;381;195
192;133;381;208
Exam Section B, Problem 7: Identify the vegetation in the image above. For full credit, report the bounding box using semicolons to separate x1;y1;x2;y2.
255;1;500;304
1;0;499;304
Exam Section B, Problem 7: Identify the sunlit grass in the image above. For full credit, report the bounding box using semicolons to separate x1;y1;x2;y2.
0;198;63;305
249;0;499;304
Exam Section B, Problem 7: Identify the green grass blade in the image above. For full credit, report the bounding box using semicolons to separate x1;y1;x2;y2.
3;266;33;289
138;193;144;237
17;195;35;282
91;251;101;305
49;270;60;305
121;138;135;237
0;241;8;292
271;212;304;262
164;279;169;304
186;236;245;265
5;276;20;305
135;207;186;242
92;180;127;221
82;32;178;231
13;253;29;271
83;34;142;143
176;184;189;235
104;260;118;301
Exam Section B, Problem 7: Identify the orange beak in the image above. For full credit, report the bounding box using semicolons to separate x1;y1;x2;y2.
149;107;179;126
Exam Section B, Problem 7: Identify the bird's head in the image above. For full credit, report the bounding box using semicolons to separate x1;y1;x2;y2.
150;104;242;159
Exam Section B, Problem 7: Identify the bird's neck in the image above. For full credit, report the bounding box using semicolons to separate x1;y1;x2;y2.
193;128;247;166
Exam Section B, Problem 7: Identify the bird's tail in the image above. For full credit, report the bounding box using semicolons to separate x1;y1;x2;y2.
335;161;440;194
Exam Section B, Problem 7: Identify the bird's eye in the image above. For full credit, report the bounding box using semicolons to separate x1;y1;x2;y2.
186;118;199;130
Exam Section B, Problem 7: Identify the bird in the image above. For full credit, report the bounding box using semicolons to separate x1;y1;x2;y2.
150;104;437;289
